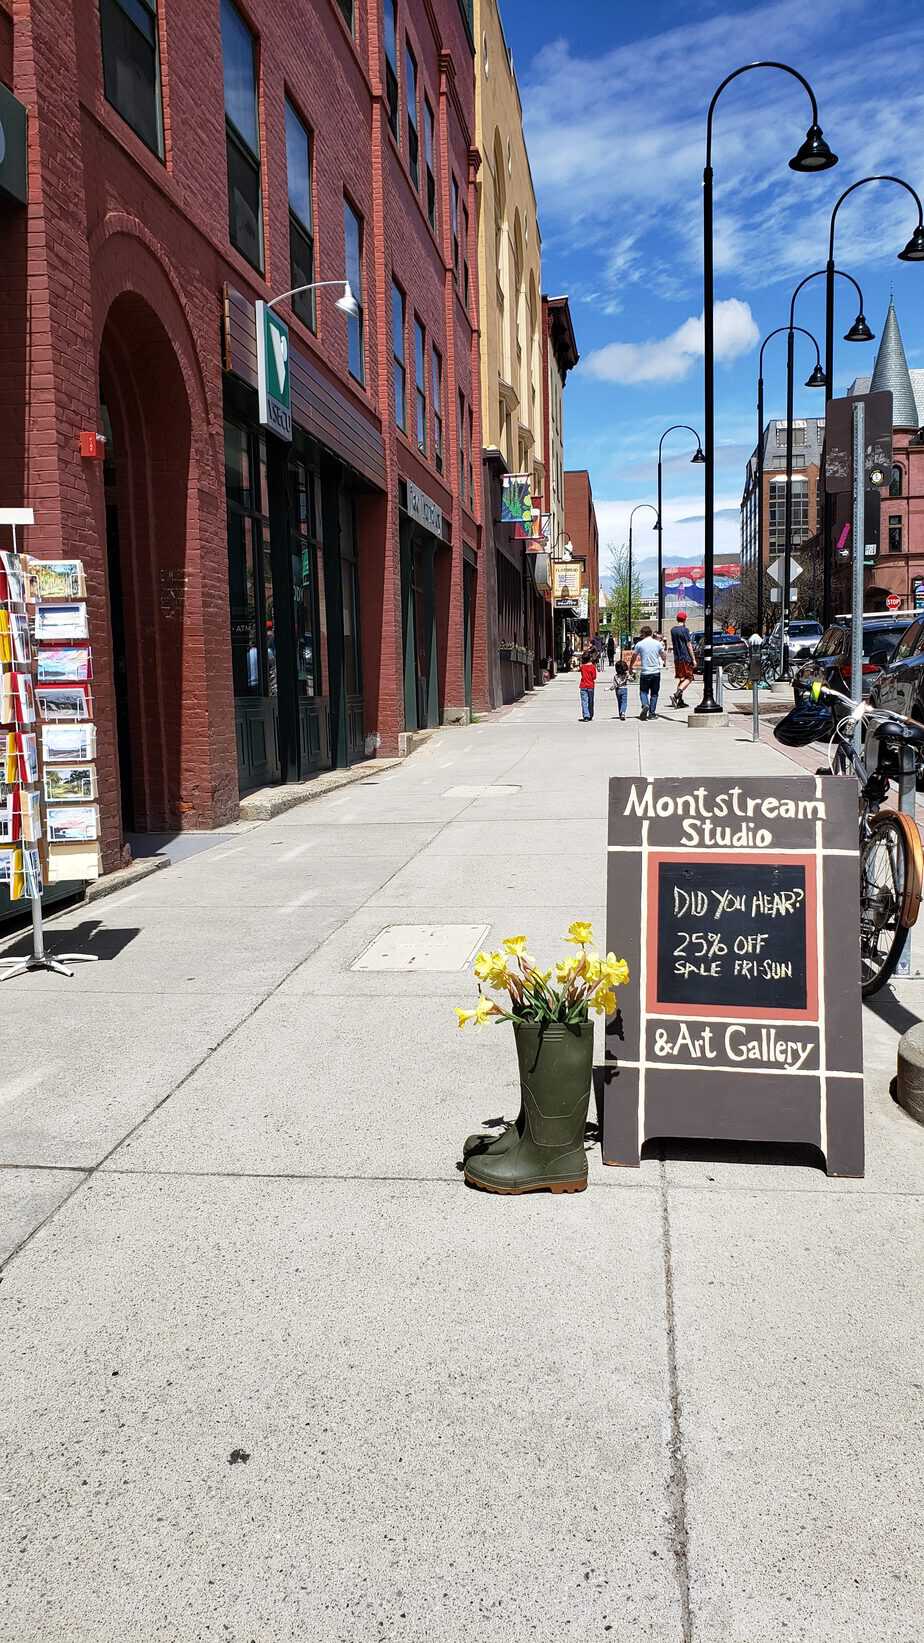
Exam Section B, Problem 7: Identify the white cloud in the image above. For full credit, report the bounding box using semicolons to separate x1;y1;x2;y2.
582;299;758;385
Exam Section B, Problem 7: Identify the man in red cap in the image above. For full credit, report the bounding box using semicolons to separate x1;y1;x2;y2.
669;610;696;709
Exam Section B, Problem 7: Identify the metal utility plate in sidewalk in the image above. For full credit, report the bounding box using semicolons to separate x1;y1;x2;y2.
352;924;490;972
442;784;520;798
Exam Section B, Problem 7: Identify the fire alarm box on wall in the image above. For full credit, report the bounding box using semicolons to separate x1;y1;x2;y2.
78;431;105;459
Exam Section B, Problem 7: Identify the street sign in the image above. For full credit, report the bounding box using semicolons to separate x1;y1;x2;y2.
595;776;864;1176
255;301;292;441
768;555;802;587
886;593;902;611
825;391;892;494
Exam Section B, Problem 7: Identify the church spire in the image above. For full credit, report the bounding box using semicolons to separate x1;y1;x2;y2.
870;298;918;427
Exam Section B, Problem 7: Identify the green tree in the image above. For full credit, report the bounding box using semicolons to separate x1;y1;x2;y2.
604;542;644;641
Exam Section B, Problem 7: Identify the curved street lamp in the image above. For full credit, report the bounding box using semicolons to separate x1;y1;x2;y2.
821;176;924;625
265;278;360;317
698;61;836;714
656;426;704;630
627;503;659;641
755;324;826;640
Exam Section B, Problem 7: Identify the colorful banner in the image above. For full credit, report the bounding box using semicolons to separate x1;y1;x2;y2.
663;561;740;598
501;475;533;527
553;561;582;602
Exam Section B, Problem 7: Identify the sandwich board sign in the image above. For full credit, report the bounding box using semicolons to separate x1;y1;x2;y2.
596;776;863;1176
255;301;292;441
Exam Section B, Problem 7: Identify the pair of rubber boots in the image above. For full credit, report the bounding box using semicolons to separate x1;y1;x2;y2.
462;1026;592;1195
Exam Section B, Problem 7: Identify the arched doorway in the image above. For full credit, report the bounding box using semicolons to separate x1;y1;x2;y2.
99;293;191;835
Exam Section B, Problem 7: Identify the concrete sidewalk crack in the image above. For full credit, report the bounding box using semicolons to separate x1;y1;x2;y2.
659;1157;694;1643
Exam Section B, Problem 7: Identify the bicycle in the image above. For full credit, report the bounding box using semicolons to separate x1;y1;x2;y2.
723;647;780;690
775;682;924;995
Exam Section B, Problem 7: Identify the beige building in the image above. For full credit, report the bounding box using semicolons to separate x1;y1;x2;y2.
474;0;548;703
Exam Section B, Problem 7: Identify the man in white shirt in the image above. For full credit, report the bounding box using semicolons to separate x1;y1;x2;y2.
630;626;666;720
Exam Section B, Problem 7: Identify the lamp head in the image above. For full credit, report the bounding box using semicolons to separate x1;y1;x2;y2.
788;125;838;173
912;426;924;446
805;363;827;389
898;224;924;262
335;281;361;317
691;446;706;464
844;313;874;343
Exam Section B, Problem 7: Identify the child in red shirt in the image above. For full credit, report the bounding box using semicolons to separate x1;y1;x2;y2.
579;649;597;720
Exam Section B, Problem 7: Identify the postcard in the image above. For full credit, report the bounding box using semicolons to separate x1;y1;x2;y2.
23;845;42;898
11;611;31;665
0;569;25;604
46;804;99;843
42;722;96;762
5;732;38;785
47;841;101;884
14;671;36;725
20;787;41;843
26;559;86;601
0;608;9;665
0;672;11;724
44;764;97;803
35;685;91;722
34;602;89;641
0;846;24;899
0;787;14;843
37;646;92;683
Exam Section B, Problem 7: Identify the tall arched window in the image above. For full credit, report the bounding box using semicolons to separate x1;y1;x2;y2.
890;464;903;497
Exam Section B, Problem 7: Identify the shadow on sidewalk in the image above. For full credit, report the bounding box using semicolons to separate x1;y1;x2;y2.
0;920;140;965
642;1137;827;1172
864;987;922;1038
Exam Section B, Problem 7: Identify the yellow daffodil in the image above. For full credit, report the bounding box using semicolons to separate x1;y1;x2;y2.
502;935;530;958
599;953;630;988
555;956;581;985
565;920;594;946
590;985;618;1016
473;951;493;981
454;1007;475;1028
581;952;602;985
486;951;511;987
473;995;497;1026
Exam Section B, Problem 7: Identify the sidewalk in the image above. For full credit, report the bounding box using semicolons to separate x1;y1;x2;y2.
1;672;922;1642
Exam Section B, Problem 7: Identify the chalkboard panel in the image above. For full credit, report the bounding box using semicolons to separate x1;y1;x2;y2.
654;858;808;1012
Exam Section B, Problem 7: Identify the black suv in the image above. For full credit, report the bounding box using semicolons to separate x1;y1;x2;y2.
791;612;915;710
871;614;924;723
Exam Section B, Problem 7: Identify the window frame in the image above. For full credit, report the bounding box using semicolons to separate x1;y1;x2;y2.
99;0;165;160
221;0;263;272
343;197;366;385
432;346;443;472
423;98;436;228
285;99;315;332
405;39;419;188
392;279;407;432
451;176;460;276
336;0;354;31
458;389;465;493
890;464;904;497
383;0;400;141
414;317;427;455
888;514;903;554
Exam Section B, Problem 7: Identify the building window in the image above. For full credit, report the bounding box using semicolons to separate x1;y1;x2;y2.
768;477;808;551
336;0;353;30
774;422;806;450
383;0;399;141
225;420;269;699
100;0;164;158
458;390;465;492
392;280;407;431
451;176;459;277
221;0;262;271
414;318;427;454
285;102;315;331
462;204;470;309
432;347;443;472
889;514;903;554
405;41;419;187
467;404;474;508
424;99;436;228
344;199;365;384
890;464;904;497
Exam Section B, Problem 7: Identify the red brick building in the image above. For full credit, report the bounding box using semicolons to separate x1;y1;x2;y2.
563;469;600;637
0;0;484;872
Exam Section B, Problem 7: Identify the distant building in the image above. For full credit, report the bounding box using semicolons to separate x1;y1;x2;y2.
740;419;825;619
564;470;600;638
846;298;924;612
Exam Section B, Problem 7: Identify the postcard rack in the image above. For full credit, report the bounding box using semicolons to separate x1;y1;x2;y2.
0;509;99;981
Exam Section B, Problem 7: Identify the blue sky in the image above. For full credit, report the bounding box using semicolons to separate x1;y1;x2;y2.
500;0;924;587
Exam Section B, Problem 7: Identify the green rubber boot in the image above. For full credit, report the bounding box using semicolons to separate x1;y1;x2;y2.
462;1113;521;1161
464;1022;593;1195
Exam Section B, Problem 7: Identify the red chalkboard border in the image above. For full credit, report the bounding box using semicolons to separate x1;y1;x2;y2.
645;851;819;1023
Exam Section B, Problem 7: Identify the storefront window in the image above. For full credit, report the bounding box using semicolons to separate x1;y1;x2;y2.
290;455;322;699
341;493;362;699
225;420;270;697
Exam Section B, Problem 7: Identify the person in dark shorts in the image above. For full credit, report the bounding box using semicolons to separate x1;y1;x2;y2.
669;609;696;708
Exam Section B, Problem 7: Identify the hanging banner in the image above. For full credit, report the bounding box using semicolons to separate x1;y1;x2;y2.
553;562;582;603
500;474;532;527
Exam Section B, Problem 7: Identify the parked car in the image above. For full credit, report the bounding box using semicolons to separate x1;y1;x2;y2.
871;615;924;724
791;612;915;712
690;631;749;674
766;618;824;663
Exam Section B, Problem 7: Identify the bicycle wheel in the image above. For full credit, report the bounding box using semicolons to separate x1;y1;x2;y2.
762;658;780;686
724;662;748;689
859;811;924;996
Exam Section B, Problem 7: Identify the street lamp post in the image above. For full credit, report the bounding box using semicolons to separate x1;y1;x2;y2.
756;324;825;643
821;177;924;628
656;426;705;630
627;503;659;641
264;278;360;317
698;62;836;714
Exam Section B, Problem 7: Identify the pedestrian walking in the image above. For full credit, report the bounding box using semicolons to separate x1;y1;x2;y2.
629;625;665;720
668;609;697;709
606;634;616;670
578;648;597;721
610;655;629;720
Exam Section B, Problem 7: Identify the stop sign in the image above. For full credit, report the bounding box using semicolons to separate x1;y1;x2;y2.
886;593;901;611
